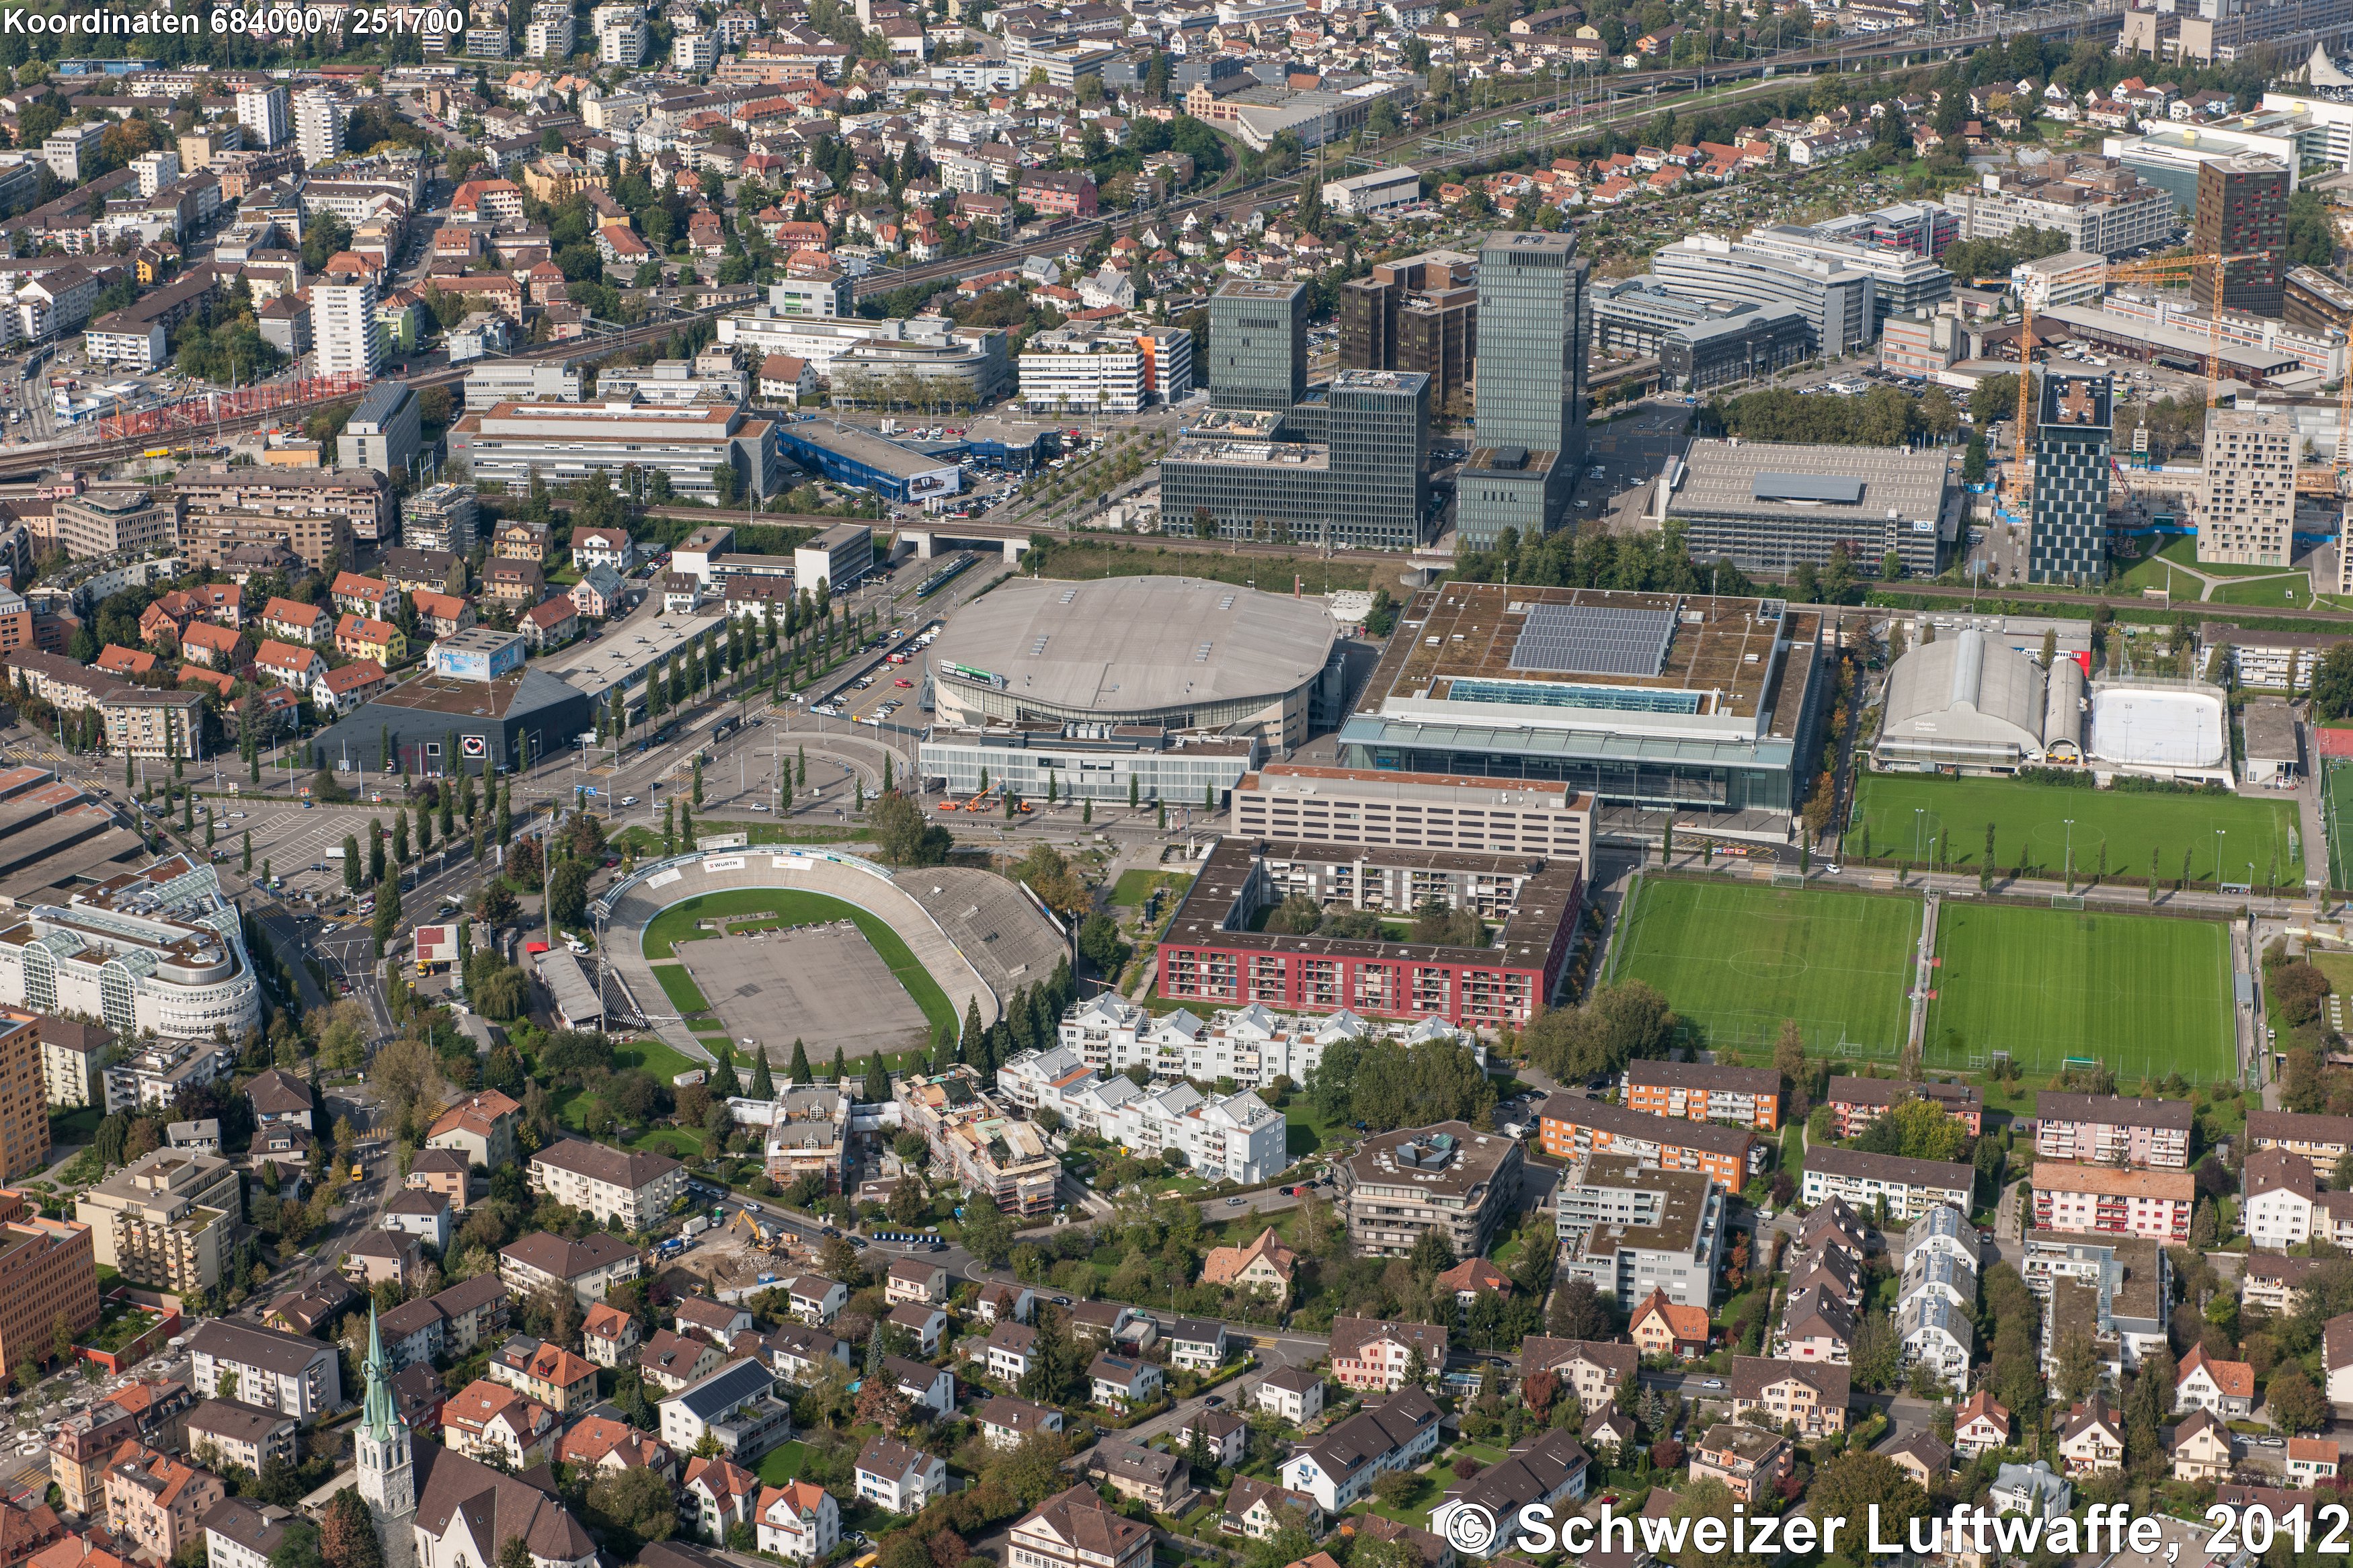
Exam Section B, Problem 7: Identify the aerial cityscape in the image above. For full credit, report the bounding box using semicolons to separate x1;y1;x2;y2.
3;4;2353;1568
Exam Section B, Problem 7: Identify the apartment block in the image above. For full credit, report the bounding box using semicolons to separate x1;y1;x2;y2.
1624;1060;1782;1132
1825;1077;1983;1138
1798;1147;1974;1222
1536;1096;1757;1187
1229;764;1595;862
2246;1110;2353;1178
1341;1123;1521;1260
75;1149;241;1294
2199;403;2297;567
174;466;383;570
0;1193;97;1376
527;1140;687;1229
1552;1151;1724;1310
2033;1094;2194;1169
2031;1162;2195;1243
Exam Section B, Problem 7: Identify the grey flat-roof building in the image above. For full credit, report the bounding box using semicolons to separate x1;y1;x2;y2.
1208;279;1308;416
920;729;1261;803
1662;438;1960;576
1653;236;1876;358
1660;304;1812;395
1457;231;1588;550
1554;1152;1725;1309
1337;584;1832;822
1159;370;1433;550
335;383;420;489
928;577;1339;751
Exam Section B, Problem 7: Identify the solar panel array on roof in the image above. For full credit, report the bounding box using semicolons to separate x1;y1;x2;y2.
1507;603;1677;677
1753;471;1866;504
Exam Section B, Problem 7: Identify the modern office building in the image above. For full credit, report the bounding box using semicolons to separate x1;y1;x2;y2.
1338;249;1477;409
2120;0;2353;67
448;401;779;503
921;730;1259;806
1335;584;1833;825
771;421;959;506
2198;403;2296;566
791;523;872;593
1652;236;1874;358
1946;155;2176;259
1660;304;1813;393
1735;222;1954;327
1455;231;1588;550
2192;154;2289;318
1159;370;1432;549
715;313;1010;403
1207;279;1310;415
1230;763;1596;861
335;384;420;485
2286;264;2353;333
1018;327;1149;415
2026;374;2114;585
1660;438;1960;576
0;858;259;1044
313;278;380;379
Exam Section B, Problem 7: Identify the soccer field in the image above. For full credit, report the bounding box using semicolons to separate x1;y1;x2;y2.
1853;774;2303;889
2325;759;2353;890
1921;903;2236;1083
1610;878;1920;1058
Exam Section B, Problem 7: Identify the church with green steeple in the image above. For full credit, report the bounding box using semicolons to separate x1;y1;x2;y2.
357;1303;415;1519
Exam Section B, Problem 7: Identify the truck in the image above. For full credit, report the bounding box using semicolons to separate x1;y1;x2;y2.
683;1214;712;1237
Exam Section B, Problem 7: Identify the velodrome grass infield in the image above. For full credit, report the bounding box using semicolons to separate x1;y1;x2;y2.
1853;774;2304;887
1920;903;2235;1083
640;888;957;1036
1609;878;1919;1057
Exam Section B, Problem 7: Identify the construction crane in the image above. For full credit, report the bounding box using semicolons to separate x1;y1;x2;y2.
2299;356;2353;498
2005;250;2267;518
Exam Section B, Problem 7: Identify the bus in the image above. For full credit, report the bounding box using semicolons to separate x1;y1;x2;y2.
915;552;977;600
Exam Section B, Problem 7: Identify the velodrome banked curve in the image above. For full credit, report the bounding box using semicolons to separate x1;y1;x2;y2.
594;848;1002;1065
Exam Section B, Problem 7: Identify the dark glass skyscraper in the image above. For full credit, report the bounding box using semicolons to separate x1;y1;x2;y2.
2028;372;2112;586
2192;153;2288;319
1458;231;1590;550
1208;279;1309;415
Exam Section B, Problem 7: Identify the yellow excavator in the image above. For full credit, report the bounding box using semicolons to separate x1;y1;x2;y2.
731;1208;794;1252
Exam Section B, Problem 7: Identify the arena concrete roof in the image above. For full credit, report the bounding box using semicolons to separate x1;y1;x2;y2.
1669;438;1953;527
926;577;1336;716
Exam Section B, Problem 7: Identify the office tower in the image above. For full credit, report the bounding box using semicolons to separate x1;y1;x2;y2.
2026;374;2112;585
1339;249;1477;410
235;87;289;151
2198;403;2295;567
1207;279;1308;415
293;91;346;169
1325;371;1431;548
313;278;381;379
2193;154;2288;317
1457;230;1589;550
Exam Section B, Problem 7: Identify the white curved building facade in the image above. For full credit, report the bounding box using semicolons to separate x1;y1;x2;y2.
0;858;260;1042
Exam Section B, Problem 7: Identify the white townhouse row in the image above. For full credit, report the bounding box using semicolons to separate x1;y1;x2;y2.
1895;1204;1979;1383
1051;995;1477;1089
997;1046;1291;1184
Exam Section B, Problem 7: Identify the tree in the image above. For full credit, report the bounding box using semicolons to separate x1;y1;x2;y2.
961;1198;1014;1267
1773;1020;1809;1116
548;858;592;929
1808;1453;1928;1565
342;836;362;894
2267;1365;2329;1434
1522;981;1677;1082
749;1046;775;1101
863;1053;891;1103
869;790;951;866
1546;1276;1611;1339
584;1466;677;1548
788;1040;813;1085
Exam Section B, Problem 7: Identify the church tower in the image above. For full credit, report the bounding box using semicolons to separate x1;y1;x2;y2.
356;1303;415;1519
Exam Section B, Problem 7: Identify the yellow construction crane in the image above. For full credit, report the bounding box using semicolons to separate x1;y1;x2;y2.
2005;250;2267;517
2301;360;2353;497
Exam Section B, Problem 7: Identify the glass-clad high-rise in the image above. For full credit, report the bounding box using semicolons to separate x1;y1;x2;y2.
1458;231;1590;550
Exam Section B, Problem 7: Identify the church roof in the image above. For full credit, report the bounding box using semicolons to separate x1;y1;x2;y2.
411;1443;596;1561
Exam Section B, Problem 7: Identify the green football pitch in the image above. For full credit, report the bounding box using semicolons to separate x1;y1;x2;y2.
1609;878;1920;1058
1852;774;2304;889
1921;903;2237;1083
2325;759;2353;891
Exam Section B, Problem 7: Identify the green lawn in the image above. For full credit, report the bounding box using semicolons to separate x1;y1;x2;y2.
2325;760;2353;891
1609;878;1919;1057
1285;1099;1351;1158
755;1441;808;1487
650;964;713;1017
640;888;956;1036
2208;575;2321;608
48;1104;104;1149
1111;870;1193;907
1922;903;2236;1082
1853;774;2304;887
555;1037;710;1131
